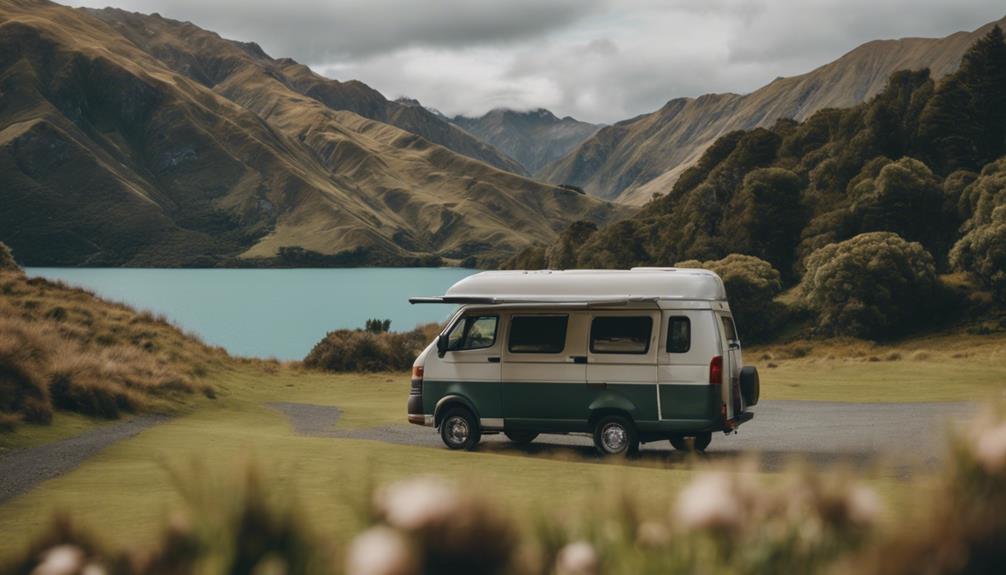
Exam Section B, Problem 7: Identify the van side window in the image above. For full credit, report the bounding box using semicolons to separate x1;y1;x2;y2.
590;316;652;354
446;315;498;351
666;317;691;353
721;316;738;342
508;315;568;353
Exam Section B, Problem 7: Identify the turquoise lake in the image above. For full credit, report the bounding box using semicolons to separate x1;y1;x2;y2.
25;268;476;360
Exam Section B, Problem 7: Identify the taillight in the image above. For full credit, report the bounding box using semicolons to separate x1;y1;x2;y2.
709;355;723;385
410;365;424;397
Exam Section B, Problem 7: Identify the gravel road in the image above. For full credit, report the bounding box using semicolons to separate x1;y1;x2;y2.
269;400;974;474
0;414;170;504
0;400;973;504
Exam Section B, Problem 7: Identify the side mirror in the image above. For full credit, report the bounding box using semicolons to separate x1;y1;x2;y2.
436;334;448;358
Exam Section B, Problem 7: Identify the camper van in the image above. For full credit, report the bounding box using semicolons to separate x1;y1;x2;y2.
407;268;758;455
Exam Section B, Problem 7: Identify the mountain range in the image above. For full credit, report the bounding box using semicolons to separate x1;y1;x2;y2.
539;15;1006;204
2;0;1003;267
0;0;624;267
452;108;600;175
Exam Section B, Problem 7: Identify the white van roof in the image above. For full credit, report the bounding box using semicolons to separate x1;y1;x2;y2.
410;268;727;305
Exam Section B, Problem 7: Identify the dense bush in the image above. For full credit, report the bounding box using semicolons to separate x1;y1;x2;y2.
675;255;785;342
303;323;440;372
951;158;1006;302
799;232;941;338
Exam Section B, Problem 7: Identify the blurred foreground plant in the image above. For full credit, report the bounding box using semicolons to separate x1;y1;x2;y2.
7;407;1006;575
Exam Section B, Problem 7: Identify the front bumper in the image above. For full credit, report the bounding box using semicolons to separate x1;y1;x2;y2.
408;414;434;426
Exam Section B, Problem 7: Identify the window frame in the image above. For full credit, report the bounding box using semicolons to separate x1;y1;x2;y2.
507;314;569;354
446;314;499;352
721;316;739;343
666;316;692;353
589;315;653;355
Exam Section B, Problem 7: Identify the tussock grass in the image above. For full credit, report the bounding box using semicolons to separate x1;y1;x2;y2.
0;265;229;430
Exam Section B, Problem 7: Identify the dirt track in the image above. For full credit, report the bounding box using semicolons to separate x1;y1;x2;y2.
0;414;170;504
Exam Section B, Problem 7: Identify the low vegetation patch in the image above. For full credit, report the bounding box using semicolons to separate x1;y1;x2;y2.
0;243;227;430
5;406;1005;574
304;320;440;372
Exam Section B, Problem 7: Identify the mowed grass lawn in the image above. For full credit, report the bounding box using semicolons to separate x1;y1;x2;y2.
1;332;1003;559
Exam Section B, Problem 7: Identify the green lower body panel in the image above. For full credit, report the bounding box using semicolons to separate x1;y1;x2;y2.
420;380;726;435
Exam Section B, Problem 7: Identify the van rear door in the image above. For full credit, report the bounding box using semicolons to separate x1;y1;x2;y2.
717;314;742;421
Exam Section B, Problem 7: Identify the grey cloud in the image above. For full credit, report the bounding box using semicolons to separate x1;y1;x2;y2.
69;0;1006;123
70;0;604;61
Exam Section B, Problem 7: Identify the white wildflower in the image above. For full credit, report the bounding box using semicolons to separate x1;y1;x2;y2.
374;477;459;531
31;545;84;575
555;541;599;575
674;472;742;531
636;520;671;547
846;484;882;525
345;526;418;575
974;422;1006;473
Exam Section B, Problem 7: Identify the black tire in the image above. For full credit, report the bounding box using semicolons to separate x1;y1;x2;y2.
592;415;638;456
440;407;481;451
669;432;713;452
504;430;539;445
740;366;760;406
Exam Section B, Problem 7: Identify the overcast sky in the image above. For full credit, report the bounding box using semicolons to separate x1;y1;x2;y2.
67;0;1004;124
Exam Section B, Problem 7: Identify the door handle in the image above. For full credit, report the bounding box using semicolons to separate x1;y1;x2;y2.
569;355;587;364
487;356;500;363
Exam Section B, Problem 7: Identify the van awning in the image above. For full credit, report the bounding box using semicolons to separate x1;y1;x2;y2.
408;295;662;306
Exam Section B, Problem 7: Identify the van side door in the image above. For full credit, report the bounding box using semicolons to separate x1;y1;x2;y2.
501;312;588;431
585;311;660;424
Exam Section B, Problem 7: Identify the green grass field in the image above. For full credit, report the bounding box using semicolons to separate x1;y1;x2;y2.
1;332;1002;560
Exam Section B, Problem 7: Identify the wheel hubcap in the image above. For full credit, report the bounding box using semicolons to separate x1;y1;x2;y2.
601;423;627;452
446;416;469;445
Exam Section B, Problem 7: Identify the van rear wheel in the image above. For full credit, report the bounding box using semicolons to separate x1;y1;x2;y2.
592;415;638;456
440;407;481;451
504;431;539;445
669;432;712;452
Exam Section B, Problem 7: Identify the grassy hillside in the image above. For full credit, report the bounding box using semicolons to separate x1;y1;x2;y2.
88;8;527;177
0;244;226;434
0;0;626;268
541;15;1006;204
452;108;600;175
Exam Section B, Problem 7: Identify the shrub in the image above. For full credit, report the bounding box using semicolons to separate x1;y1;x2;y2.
365;318;392;334
304;323;440;372
951;221;1006;304
799;232;941;338
0;242;19;273
676;255;785;342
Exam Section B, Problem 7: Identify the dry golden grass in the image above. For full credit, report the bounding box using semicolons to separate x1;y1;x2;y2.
0;269;229;428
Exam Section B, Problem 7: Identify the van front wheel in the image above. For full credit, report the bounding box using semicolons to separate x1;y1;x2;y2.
593;415;638;456
440;408;481;451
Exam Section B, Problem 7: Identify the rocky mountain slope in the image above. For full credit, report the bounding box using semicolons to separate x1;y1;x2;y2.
0;0;625;267
452;108;600;175
541;15;1006;204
